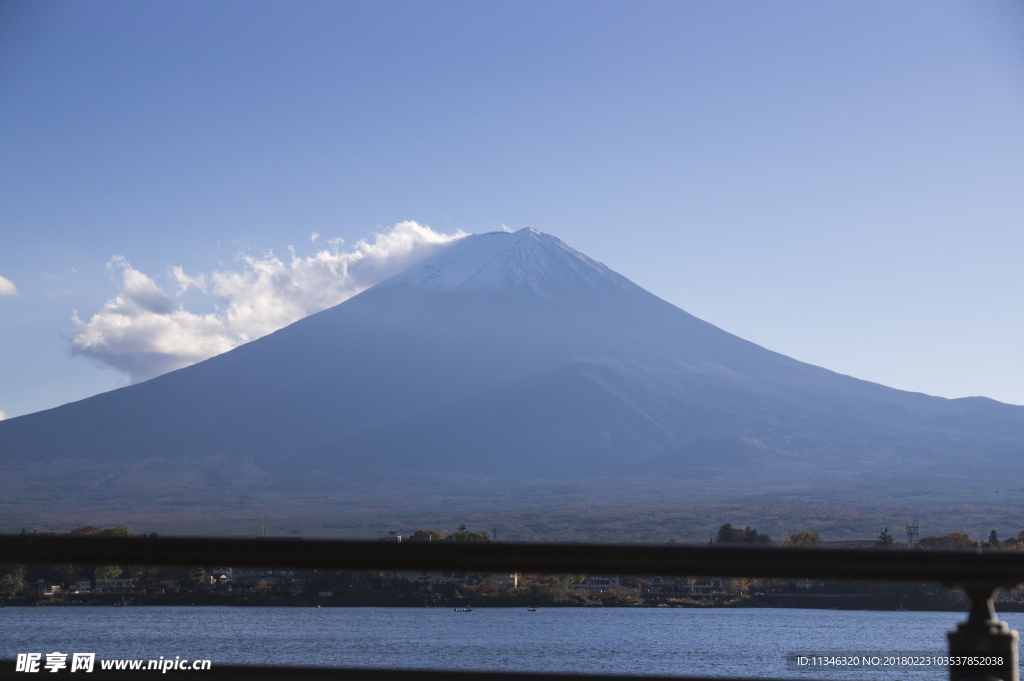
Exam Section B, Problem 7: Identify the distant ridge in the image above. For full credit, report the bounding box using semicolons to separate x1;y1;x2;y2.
2;228;1023;492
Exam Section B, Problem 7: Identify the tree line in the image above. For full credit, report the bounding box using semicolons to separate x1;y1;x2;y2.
712;522;1024;550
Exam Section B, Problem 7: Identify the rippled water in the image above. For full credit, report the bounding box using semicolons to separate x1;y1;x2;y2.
3;606;1021;678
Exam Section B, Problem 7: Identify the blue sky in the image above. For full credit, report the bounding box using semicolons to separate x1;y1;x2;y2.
1;0;1022;418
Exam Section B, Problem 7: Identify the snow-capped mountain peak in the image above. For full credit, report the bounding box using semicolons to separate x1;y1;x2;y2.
377;227;633;297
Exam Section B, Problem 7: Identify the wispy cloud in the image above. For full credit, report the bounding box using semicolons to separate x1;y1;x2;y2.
0;274;17;296
0;410;6;421
71;221;467;383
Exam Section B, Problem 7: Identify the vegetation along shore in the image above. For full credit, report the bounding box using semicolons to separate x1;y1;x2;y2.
4;524;1024;612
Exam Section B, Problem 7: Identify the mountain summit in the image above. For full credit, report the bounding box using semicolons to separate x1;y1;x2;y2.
2;229;1023;490
379;228;635;298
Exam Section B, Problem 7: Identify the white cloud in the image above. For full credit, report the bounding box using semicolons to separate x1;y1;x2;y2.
0;274;17;296
311;232;320;242
72;221;467;383
0;410;6;421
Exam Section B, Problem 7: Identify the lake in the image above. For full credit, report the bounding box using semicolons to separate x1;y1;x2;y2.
3;606;1021;678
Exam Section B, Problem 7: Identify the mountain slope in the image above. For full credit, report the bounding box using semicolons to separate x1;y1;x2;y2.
2;228;1022;488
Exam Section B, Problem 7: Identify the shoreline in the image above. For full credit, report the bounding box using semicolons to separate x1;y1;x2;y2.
8;593;1023;613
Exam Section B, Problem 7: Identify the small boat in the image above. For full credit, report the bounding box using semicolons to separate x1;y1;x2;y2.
454;607;473;612
527;607;538;612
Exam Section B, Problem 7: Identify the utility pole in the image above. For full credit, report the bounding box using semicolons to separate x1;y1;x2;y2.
906;519;919;548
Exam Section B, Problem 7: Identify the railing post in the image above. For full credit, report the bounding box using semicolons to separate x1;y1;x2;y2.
948;583;1019;681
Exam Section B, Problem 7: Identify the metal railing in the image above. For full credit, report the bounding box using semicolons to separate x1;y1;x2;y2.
2;534;1023;680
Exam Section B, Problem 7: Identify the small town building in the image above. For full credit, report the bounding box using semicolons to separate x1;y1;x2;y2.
27;580;61;596
393;571;517;588
210;567;233;583
675;577;721;595
570;575;620;593
645;576;722;595
209;570;233;588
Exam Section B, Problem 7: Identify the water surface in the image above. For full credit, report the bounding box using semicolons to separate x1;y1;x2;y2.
3;606;1019;678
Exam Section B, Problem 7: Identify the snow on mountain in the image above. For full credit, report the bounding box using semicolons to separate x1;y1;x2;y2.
378;228;636;298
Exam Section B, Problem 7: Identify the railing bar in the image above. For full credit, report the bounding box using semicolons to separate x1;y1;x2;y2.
2;535;1023;586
